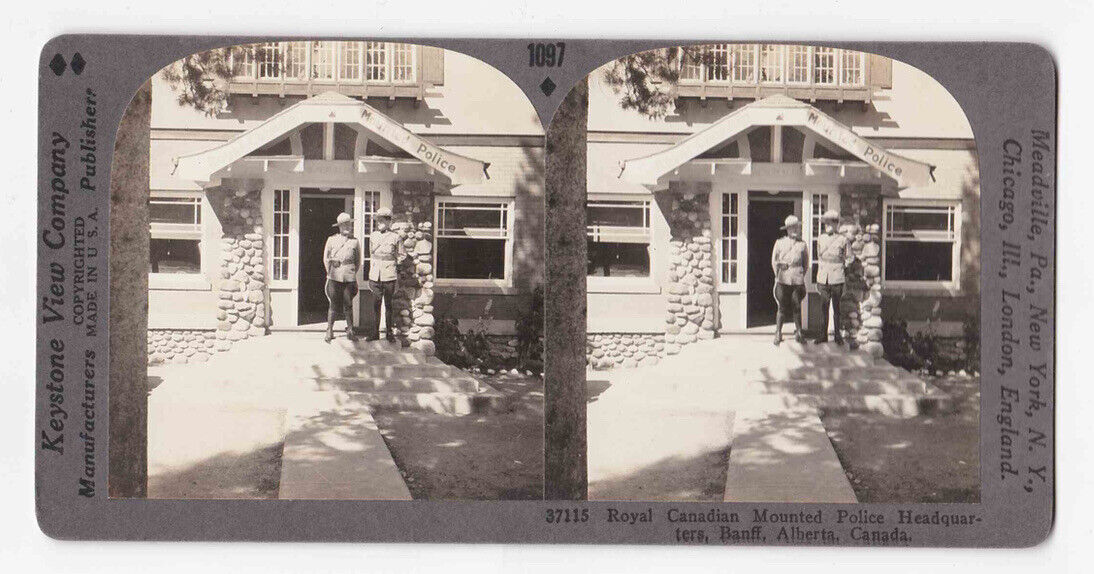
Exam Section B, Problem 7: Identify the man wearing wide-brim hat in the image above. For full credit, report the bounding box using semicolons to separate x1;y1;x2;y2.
771;214;808;346
366;207;407;342
324;212;361;342
814;209;854;345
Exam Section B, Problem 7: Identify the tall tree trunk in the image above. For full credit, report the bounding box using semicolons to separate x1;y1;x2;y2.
109;80;151;498
544;78;588;500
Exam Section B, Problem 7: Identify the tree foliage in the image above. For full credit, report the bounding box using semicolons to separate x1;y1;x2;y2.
160;46;253;116
601;46;705;119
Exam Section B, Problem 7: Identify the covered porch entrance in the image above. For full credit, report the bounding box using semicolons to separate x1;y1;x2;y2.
172;92;489;349
616;94;934;355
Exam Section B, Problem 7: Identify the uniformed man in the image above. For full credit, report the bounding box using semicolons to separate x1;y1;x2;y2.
323;212;361;343
814;210;853;345
771;214;809;346
367;207;408;342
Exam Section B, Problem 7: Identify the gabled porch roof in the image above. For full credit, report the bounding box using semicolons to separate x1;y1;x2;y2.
173;92;490;186
618;95;935;188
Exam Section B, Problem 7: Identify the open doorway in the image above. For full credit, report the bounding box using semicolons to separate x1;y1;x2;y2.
746;193;801;327
297;190;354;325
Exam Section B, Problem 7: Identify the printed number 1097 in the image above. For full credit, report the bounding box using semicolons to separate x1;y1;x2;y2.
528;42;565;67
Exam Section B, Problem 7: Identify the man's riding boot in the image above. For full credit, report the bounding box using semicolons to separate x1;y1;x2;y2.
345;325;358;342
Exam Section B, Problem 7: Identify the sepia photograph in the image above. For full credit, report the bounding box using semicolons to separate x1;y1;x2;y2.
581;44;981;503
124;41;545;500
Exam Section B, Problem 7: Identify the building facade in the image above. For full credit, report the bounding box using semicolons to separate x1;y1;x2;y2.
147;42;545;364
586;45;980;369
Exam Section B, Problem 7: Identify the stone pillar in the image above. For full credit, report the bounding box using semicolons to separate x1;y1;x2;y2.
391;181;436;355
839;186;884;356
659;183;716;355
210;182;268;350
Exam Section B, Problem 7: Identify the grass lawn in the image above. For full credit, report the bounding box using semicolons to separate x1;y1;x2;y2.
372;371;544;500
820;373;981;503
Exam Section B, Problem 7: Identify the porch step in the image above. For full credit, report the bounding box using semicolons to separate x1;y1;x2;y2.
345;389;506;416
310;374;482;394
753;391;952;419
301;362;458;380
750;376;928;396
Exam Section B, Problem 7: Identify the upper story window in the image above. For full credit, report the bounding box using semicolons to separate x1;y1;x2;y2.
232;41;419;84
678;44;869;90
882;200;961;289
587;199;652;278
149;192;202;275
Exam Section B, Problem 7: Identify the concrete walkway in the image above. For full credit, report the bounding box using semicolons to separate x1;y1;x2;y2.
587;336;936;502
149;332;478;500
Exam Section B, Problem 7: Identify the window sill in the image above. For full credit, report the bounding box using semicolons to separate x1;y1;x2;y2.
881;282;962;297
587;277;659;294
432;280;518;296
149;273;211;291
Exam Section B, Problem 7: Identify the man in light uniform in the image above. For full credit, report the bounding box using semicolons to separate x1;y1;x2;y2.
771;215;809;346
324;212;361;343
814;210;853;345
367;207;407;342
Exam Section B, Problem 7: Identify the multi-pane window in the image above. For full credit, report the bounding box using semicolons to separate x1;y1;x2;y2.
883;202;960;284
435;200;512;282
256;43;282;79
365;42;387;81
840;49;864;86
809;193;830;283
706;44;730;81
586;199;652;278
340;42;362;81
679;44;866;88
390;43;416;82
730;45;757;83
759;45;784;83
310;41;336;80
719;193;742;286
812;47;837;85
149;193;202;274
787;46;811;84
272;189;291;281
232;41;419;83
285;42;309;79
359;191;380;279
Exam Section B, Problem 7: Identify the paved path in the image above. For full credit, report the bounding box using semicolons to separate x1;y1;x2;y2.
586;336;931;502
148;332;458;500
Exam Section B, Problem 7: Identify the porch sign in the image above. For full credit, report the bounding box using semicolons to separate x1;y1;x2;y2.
358;105;492;185
172;92;489;186
618;94;934;188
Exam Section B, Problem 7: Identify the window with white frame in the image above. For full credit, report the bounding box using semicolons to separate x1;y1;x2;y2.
340;42;362;81
359;191;381;279
730;45;756;83
812;47;837;85
272;189;291;281
256;42;282;79
365;42;387;81
719;193;742;286
840;49;864;86
285;42;308;80
759;45;784;83
587;199;652;278
787;45;811;84
809;193;830;283
310;41;336;81
706;44;730;81
883;201;960;286
435;199;512;282
390;43;416;82
149;193;202;275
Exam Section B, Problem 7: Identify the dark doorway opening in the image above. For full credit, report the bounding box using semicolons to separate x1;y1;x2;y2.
298;192;353;325
747;197;796;327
